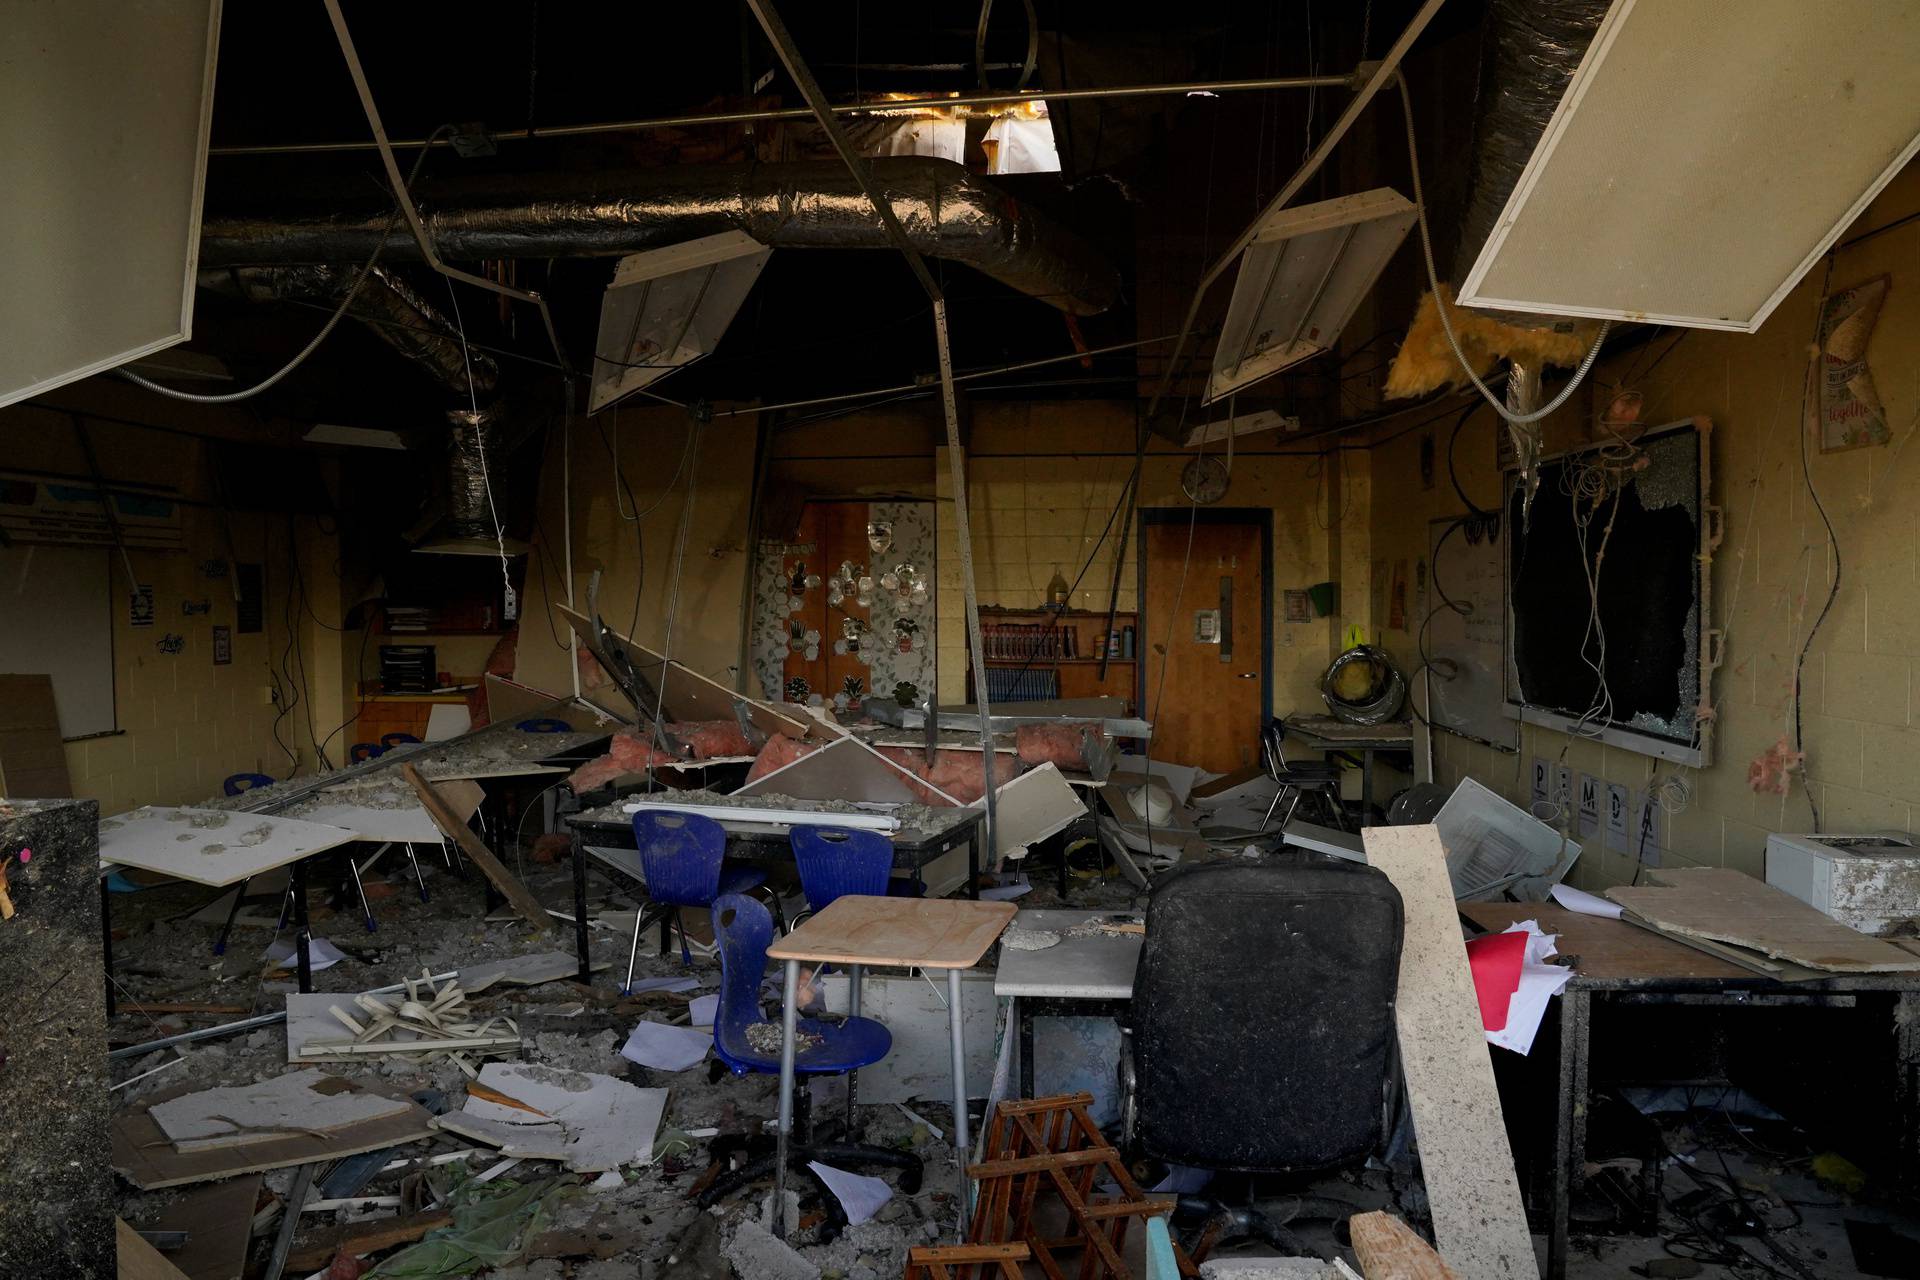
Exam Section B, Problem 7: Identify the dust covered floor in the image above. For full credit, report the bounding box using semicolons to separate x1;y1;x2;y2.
102;830;1919;1278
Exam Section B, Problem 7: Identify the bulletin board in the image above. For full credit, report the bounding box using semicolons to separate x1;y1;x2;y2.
0;545;116;738
1425;514;1514;748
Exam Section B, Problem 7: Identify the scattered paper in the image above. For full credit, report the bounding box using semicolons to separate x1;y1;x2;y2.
264;937;347;972
1485;921;1573;1056
627;975;700;994
1464;931;1527;1032
688;993;719;1027
807;1161;893;1225
980;872;1033;902
620;1020;712;1071
588;1170;624;1191
1550;883;1624;919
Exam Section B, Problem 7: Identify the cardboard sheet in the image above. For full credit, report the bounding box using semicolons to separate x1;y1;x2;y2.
1607;867;1920;974
112;1080;435;1190
1364;825;1538;1279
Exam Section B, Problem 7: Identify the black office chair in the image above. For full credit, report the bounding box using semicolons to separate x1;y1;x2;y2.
1258;722;1347;834
1120;855;1404;1261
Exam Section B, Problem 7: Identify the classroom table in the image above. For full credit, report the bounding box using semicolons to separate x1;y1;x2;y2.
1461;902;1920;1280
767;894;1017;1240
992;908;1144;1097
1279;716;1413;825
563;797;988;981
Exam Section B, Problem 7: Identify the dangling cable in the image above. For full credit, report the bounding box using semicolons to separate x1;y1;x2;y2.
1396;75;1611;426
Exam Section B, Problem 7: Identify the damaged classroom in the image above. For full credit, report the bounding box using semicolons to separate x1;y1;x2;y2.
10;4;1920;1280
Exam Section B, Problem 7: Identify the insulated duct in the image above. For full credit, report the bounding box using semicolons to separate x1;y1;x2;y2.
445;404;505;540
201;157;1120;316
200;264;500;396
1448;0;1610;286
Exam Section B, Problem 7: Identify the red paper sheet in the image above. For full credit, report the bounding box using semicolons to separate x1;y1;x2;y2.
1464;930;1528;1032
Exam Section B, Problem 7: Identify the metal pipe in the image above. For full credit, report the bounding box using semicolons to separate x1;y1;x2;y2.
208;75;1360;158
319;0;570;372
1143;1;1453;432
745;0;1003;862
715;333;1178;418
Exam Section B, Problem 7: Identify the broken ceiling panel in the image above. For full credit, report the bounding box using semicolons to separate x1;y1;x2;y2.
589;230;772;413
1457;0;1920;331
1205;188;1416;404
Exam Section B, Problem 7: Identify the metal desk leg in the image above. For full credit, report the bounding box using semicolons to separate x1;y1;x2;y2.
774;958;801;1240
947;966;971;1239
1895;990;1920;1196
1549;987;1591;1280
968;825;982;899
292;857;313;995
847;964;863;1135
543;787;558;836
213;875;248;955
570;830;592;984
101;873;116;1017
1360;749;1374;826
1019;997;1035;1099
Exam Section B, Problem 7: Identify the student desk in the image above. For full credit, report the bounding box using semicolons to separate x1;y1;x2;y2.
1461;902;1920;1280
768;895;1016;1239
992;909;1144;1097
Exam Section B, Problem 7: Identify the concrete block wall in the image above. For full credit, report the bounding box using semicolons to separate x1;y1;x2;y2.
1369;163;1920;888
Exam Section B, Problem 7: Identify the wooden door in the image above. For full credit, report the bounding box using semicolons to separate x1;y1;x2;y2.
1140;516;1266;773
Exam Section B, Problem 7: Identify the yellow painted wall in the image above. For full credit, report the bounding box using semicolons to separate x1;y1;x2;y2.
515;403;763;697
930;401;1342;716
1;384;345;813
1369;163;1920;888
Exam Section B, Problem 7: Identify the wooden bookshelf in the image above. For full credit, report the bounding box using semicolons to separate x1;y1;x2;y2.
966;608;1138;709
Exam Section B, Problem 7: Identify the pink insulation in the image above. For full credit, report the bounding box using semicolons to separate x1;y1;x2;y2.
673;719;755;760
567;732;679;792
1016;723;1103;771
743;734;824;786
874;746;1027;806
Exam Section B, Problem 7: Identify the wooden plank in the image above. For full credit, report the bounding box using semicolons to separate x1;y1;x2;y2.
1349;1211;1459;1280
117;1218;191;1280
401;765;553;932
1364;825;1538;1279
1606;867;1920;974
150;1176;260;1280
283;1209;453;1273
768;895;1016;969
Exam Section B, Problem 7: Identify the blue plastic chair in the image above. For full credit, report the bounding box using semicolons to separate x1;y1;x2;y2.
626;810;772;987
698;893;920;1237
223;772;275;797
349;742;385;763
516;717;572;734
790;826;894;918
381;732;421;750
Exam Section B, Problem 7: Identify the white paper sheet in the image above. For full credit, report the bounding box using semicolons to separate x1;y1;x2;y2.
621;1020;712;1071
807;1161;893;1225
1484;920;1574;1056
688;993;719;1027
626;975;700;994
264;937;347;972
1550;882;1624;919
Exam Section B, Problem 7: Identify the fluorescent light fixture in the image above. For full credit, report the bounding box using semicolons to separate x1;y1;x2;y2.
1184;408;1301;448
412;534;531;557
304;423;408;450
589;230;772;413
1458;0;1920;332
1205;188;1416;404
1;1;222;408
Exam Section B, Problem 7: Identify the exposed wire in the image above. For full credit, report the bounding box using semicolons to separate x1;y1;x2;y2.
1396;74;1613;426
118;127;450;404
1792;257;1841;830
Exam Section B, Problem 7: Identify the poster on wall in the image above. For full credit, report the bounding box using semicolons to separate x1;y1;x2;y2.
0;476;185;549
212;624;232;665
129;584;155;628
1811;275;1890;453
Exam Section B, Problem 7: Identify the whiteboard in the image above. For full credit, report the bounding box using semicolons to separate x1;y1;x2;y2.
1425;515;1514;748
0;546;116;738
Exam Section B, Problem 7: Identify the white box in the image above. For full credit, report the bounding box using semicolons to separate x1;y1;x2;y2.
1764;832;1920;937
